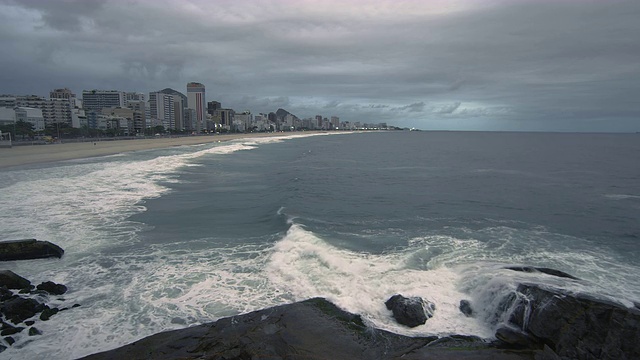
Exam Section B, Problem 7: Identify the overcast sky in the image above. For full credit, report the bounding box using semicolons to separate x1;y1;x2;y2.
0;0;639;131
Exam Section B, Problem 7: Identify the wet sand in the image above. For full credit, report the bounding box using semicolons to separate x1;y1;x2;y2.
0;132;323;169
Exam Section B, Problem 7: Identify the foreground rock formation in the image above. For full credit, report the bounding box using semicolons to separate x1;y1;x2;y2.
80;279;640;360
0;239;64;261
81;298;536;360
496;283;640;360
0;270;77;353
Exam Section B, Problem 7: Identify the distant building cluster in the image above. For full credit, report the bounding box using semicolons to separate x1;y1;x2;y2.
0;84;393;138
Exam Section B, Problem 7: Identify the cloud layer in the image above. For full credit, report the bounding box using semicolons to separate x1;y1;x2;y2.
1;0;639;131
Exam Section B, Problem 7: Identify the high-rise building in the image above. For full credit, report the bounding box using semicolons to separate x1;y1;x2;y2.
187;82;206;132
207;101;221;116
331;116;340;129
82;90;124;111
15;96;72;128
125;100;147;133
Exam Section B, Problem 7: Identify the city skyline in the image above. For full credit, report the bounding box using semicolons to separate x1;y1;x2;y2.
0;1;639;132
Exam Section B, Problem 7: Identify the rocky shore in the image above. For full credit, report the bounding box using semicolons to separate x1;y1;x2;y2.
80;281;639;360
0;270;79;353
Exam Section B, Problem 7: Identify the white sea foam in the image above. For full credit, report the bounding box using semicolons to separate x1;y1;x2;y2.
265;223;493;338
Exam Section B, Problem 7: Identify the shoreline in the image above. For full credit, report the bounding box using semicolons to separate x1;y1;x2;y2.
0;132;327;169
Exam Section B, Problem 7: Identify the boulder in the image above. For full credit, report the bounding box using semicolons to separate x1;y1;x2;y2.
39;307;59;321
385;294;435;328
36;281;67;295
0;297;45;323
499;283;640;360
0;239;64;261
0;270;31;290
0;286;14;301
459;299;473;317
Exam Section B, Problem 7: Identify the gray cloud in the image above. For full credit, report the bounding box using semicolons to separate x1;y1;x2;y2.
0;0;639;131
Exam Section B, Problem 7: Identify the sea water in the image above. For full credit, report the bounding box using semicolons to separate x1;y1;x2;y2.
0;131;638;359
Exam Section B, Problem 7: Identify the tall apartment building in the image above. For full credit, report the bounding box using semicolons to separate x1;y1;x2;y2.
125;100;147;133
331;116;340;129
148;89;185;131
187;82;206;132
15;96;72;128
82;90;124;111
207;101;221;115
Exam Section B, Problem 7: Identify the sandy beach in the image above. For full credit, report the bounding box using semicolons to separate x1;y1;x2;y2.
0;132;323;169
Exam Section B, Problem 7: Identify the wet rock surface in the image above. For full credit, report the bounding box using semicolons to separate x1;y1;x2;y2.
81;298;538;360
496;283;640;360
385;294;436;328
0;239;64;261
0;271;77;352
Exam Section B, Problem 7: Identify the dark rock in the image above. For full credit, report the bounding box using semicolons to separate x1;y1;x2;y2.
1;326;24;336
4;336;15;345
28;327;42;336
79;298;540;360
494;325;541;349
500;283;640;360
80;298;439;360
24;320;35;326
39;307;59;321
0;344;6;353
0;297;45;323
72;304;81;308
460;299;474;317
0;270;31;290
385;294;435;328
504;266;580;280
36;281;67;295
0;286;13;301
0;239;64;261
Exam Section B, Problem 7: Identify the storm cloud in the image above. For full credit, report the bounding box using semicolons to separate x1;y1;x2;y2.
1;0;639;131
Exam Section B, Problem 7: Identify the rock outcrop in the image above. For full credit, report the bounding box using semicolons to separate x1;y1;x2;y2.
0;271;76;352
0;270;31;290
0;239;64;261
36;281;67;295
385;294;436;328
81;298;536;360
496;283;640;360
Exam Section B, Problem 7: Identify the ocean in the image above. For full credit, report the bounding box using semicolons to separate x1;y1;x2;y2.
0;131;639;359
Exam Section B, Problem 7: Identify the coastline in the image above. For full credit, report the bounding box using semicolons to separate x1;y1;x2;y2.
0;132;326;169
